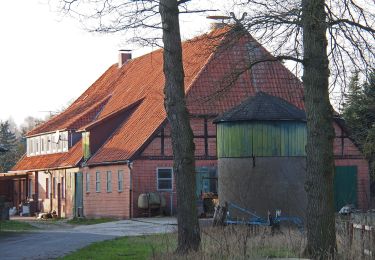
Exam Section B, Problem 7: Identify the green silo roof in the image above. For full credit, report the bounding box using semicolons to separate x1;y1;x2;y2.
214;92;306;123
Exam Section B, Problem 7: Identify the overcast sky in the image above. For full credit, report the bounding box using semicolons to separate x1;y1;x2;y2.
0;0;218;126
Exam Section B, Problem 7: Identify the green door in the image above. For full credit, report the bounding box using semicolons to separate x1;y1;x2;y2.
74;172;83;217
334;166;357;211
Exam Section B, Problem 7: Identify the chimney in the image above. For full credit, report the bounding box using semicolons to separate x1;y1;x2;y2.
206;15;231;31
118;50;132;68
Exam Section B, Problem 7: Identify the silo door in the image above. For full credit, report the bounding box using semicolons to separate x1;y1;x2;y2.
334;166;357;211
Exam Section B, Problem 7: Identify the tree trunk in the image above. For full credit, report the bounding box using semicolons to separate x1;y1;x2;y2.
159;0;201;254
302;0;337;258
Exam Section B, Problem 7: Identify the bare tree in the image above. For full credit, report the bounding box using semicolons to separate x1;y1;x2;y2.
54;0;207;253
228;0;374;258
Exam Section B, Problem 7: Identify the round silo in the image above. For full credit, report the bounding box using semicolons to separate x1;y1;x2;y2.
214;92;307;219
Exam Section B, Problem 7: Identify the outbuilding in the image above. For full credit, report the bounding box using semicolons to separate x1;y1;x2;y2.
214;92;370;219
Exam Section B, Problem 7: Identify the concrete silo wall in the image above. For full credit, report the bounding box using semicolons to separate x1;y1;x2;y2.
218;157;307;219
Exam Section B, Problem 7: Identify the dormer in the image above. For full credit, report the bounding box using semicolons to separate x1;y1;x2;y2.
26;130;80;157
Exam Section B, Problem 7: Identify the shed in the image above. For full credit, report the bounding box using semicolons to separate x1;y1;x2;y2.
214;92;308;219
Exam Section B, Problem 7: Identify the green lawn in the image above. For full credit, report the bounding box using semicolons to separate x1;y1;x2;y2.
0;220;37;231
60;234;175;260
66;217;116;225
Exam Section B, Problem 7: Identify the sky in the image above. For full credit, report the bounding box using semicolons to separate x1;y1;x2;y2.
0;0;217;127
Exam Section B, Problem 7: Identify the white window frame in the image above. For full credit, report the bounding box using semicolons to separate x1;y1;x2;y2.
118;170;123;192
31;138;36;155
27;139;30;156
62;132;68;152
36;136;41;155
106;171;112;192
86;172;90;193
52;135;57;153
157;167;173;191
41;136;45;154
95;172;101;192
47;134;52;154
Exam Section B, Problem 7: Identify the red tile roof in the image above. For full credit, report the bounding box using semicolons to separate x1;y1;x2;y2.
11;140;82;171
15;26;305;168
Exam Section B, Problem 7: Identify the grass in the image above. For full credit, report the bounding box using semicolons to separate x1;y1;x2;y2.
66;217;116;225
61;226;303;260
0;220;37;231
60;234;175;260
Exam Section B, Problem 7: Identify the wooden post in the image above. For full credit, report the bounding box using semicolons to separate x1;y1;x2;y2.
350;223;354;248
361;224;365;258
57;183;61;218
372;228;375;260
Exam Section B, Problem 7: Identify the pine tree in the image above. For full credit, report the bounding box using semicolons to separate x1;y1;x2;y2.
342;71;375;195
0;121;19;172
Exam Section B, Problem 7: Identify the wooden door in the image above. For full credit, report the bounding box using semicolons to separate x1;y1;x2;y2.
334;166;358;211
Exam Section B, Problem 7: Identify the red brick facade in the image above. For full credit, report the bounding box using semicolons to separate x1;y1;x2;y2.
82;165;131;219
82;119;370;219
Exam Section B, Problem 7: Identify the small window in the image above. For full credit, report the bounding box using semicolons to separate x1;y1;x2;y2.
106;171;112;192
41;137;45;154
35;137;39;155
96;172;101;192
26;139;30;156
61;177;65;198
157;168;173;191
62;132;68;152
53;177;57;198
118;170;123;192
52;135;57;153
46;177;49;199
86;172;90;193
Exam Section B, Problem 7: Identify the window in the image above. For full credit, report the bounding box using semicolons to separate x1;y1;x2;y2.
35;136;40;155
31;138;35;155
96;172;101;192
62;132;68;152
28;179;33;198
53;177;57;198
86;172;90;193
52;136;57;153
157;168;173;191
106;171;112;192
118;170;123;192
47;134;52;153
26;139;30;156
46;178;49;199
41;137;45;154
61;177;65;198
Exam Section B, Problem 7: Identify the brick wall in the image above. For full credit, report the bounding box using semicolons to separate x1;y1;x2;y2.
82;165;131;219
131;159;216;217
333;121;370;209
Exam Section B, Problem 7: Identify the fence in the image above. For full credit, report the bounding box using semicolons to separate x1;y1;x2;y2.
337;213;375;259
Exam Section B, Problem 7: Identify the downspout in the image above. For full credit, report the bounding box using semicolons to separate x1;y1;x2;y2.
126;160;133;219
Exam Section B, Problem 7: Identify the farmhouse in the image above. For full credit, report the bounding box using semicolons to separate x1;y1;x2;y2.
7;25;370;219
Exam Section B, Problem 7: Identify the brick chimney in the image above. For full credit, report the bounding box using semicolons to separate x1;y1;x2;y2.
118;50;132;68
